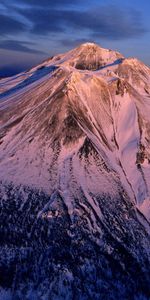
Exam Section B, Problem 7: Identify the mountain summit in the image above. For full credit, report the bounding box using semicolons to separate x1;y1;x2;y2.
0;43;150;299
48;42;124;70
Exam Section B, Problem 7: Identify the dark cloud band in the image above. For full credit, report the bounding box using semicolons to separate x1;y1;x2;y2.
0;14;26;35
0;0;147;40
0;40;46;54
17;5;146;40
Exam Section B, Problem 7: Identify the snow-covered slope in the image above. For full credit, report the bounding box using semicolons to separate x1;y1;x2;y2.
0;42;150;299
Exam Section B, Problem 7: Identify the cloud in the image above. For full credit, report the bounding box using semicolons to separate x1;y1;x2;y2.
0;14;26;35
0;1;147;41
0;40;46;54
4;0;85;8
17;5;147;40
17;9;65;34
19;0;80;7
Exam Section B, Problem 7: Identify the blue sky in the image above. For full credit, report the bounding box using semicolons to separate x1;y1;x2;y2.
0;0;150;76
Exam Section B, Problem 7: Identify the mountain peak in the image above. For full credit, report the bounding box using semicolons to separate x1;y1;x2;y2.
78;42;100;49
80;42;97;47
54;42;124;71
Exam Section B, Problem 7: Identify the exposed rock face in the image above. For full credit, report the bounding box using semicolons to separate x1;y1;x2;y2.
0;42;150;299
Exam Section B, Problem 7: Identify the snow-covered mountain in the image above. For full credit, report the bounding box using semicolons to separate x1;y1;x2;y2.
0;42;150;299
